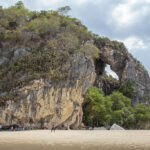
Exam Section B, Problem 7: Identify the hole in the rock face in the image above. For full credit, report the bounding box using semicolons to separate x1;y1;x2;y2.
105;65;119;80
95;59;105;75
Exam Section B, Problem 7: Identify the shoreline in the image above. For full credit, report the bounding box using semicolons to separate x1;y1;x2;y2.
0;130;150;150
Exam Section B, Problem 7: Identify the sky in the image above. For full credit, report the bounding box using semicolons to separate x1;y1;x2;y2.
0;0;150;77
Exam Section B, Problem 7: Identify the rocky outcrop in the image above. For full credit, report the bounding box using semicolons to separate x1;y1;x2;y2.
110;123;125;130
0;53;96;128
95;73;120;95
95;40;150;103
1;38;150;129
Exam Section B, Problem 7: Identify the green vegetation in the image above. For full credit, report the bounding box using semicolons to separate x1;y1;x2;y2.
83;87;112;126
119;81;137;99
0;92;19;106
83;87;150;129
78;42;100;60
27;17;60;36
105;76;118;82
0;50;69;92
58;6;71;16
112;40;126;50
134;103;150;129
94;37;126;51
0;1;96;102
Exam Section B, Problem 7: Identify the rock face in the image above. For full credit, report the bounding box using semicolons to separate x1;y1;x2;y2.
1;39;150;128
95;41;150;103
0;53;96;128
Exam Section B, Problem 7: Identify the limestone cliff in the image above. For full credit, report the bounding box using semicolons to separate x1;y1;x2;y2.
0;53;95;128
94;38;150;103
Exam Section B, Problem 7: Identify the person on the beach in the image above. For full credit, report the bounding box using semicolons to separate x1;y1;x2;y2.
11;126;13;131
67;124;70;130
0;124;2;131
51;124;55;132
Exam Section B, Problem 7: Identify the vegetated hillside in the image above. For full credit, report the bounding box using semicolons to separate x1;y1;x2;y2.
0;1;150;129
0;2;98;93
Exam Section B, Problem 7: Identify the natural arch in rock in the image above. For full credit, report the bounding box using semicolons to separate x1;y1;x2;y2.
94;40;150;103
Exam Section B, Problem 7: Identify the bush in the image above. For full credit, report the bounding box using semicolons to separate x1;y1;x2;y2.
134;103;150;129
119;81;137;99
112;40;126;50
4;30;22;41
83;87;112;127
27;17;60;36
57;33;79;51
78;42;100;59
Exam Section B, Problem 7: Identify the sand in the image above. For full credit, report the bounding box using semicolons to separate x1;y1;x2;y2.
0;130;150;150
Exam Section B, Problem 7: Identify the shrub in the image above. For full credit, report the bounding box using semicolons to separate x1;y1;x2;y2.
78;42;100;59
27;17;60;36
119;81;137;99
57;33;79;51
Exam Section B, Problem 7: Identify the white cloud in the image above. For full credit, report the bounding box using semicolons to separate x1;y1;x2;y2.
28;0;94;10
74;0;91;4
105;65;119;79
112;1;138;26
112;0;150;27
144;0;150;3
124;36;147;51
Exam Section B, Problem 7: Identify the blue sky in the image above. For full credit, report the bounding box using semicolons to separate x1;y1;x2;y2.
1;0;150;76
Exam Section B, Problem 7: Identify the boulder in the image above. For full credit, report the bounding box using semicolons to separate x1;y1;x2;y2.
110;123;124;130
13;47;31;58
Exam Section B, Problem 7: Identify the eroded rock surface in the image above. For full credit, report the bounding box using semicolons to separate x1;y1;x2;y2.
95;41;150;103
0;53;95;128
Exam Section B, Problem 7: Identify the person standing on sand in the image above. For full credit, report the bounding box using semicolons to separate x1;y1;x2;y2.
67;124;70;130
0;124;2;131
51;124;55;132
11;126;13;131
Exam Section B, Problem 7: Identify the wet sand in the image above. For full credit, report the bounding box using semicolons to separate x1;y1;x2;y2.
0;130;150;150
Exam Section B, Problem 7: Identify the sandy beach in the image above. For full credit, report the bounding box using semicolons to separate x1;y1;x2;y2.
0;130;150;150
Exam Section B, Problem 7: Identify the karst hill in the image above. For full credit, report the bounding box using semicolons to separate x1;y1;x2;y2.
0;2;150;129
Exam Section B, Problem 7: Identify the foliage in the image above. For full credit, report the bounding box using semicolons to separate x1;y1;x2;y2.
57;33;79;51
108;91;131;111
134;103;150;129
94;37;126;51
15;1;25;9
83;87;150;129
0;50;68;92
112;40;126;50
0;93;19;106
105;76;118;82
78;42;100;59
94;37;111;48
119;81;137;99
27;17;60;36
58;6;71;16
0;1;96;95
4;30;22;41
83;87;112;126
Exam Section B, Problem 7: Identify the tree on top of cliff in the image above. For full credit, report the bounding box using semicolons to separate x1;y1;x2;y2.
15;1;25;9
58;6;71;16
